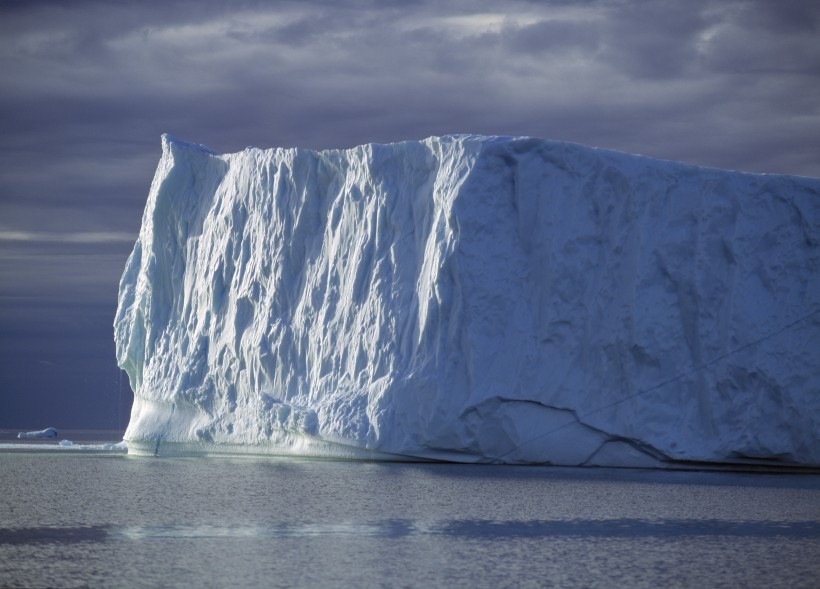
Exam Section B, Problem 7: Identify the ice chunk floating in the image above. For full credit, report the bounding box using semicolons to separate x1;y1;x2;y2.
115;134;820;467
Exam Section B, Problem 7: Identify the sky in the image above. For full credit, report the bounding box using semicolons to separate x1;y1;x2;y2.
1;0;819;431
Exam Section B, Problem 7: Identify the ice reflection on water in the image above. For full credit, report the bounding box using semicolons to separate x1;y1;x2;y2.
3;518;819;545
1;453;819;588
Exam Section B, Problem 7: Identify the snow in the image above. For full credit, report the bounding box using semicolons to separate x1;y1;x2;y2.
114;134;820;466
18;427;58;439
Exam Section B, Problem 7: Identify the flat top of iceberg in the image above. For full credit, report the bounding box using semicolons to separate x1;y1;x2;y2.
161;133;216;156
161;133;819;180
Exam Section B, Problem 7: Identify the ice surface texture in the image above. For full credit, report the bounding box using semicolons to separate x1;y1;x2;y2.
115;135;820;466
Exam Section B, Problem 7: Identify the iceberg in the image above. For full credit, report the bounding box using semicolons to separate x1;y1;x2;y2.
114;134;820;467
0;440;128;453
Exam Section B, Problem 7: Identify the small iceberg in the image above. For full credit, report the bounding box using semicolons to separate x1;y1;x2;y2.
17;427;58;439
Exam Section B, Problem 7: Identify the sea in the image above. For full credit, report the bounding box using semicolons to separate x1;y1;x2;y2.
1;430;819;589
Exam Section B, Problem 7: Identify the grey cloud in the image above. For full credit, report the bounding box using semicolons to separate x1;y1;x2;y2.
3;0;817;165
501;19;601;56
0;231;135;244
739;0;820;34
597;1;710;79
700;13;820;76
0;245;130;304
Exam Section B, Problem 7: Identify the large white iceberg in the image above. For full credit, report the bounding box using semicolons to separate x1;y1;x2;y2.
115;134;820;467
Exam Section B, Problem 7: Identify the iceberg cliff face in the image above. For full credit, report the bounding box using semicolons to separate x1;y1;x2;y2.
115;134;820;466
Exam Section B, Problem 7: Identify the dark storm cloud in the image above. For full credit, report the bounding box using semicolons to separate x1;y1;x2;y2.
3;1;818;169
1;0;819;429
502;18;600;56
599;1;708;79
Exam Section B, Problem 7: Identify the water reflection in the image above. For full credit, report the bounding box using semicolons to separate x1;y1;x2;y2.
3;518;818;545
0;526;109;545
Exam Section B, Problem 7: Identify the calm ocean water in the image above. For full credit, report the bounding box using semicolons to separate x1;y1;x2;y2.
1;448;819;588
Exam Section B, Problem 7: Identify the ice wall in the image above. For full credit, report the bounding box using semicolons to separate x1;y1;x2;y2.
115;134;820;466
